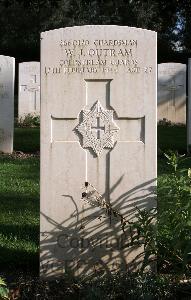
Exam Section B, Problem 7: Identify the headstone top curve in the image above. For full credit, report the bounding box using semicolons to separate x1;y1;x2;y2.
41;25;157;38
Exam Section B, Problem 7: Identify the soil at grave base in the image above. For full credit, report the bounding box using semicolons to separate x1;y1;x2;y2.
0;151;40;159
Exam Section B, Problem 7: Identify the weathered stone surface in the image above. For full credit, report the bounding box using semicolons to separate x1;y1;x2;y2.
40;25;157;277
0;55;15;153
158;63;186;124
18;62;40;118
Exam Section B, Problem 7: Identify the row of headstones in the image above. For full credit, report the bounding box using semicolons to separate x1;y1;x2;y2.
0;56;40;153
0;26;186;277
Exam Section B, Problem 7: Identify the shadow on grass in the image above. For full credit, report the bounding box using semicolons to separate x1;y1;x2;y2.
0;223;39;242
0;194;39;213
14;127;40;153
0;246;39;272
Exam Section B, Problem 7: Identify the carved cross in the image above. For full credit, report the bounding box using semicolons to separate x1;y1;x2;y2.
91;117;105;139
51;80;144;156
161;78;183;106
50;79;145;201
21;75;40;110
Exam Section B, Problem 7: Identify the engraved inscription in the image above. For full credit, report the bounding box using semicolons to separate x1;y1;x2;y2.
44;39;152;75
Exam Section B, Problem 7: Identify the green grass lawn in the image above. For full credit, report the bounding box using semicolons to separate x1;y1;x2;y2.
0;125;190;273
0;156;39;272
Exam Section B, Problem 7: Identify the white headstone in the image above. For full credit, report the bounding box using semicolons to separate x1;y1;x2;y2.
18;62;40;118
0;55;15;153
158;63;186;124
40;25;157;277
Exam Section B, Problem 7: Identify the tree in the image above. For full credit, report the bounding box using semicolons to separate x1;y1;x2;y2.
0;0;190;62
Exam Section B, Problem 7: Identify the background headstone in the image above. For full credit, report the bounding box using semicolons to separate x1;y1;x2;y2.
18;61;40;118
158;63;186;124
0;55;15;153
40;25;157;277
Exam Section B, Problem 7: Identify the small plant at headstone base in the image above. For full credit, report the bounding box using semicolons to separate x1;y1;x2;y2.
164;150;185;173
82;150;191;277
81;182;157;273
157;150;191;276
158;118;185;127
158;118;172;126
15;113;40;128
80;271;175;300
6;272;184;300
0;277;9;300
